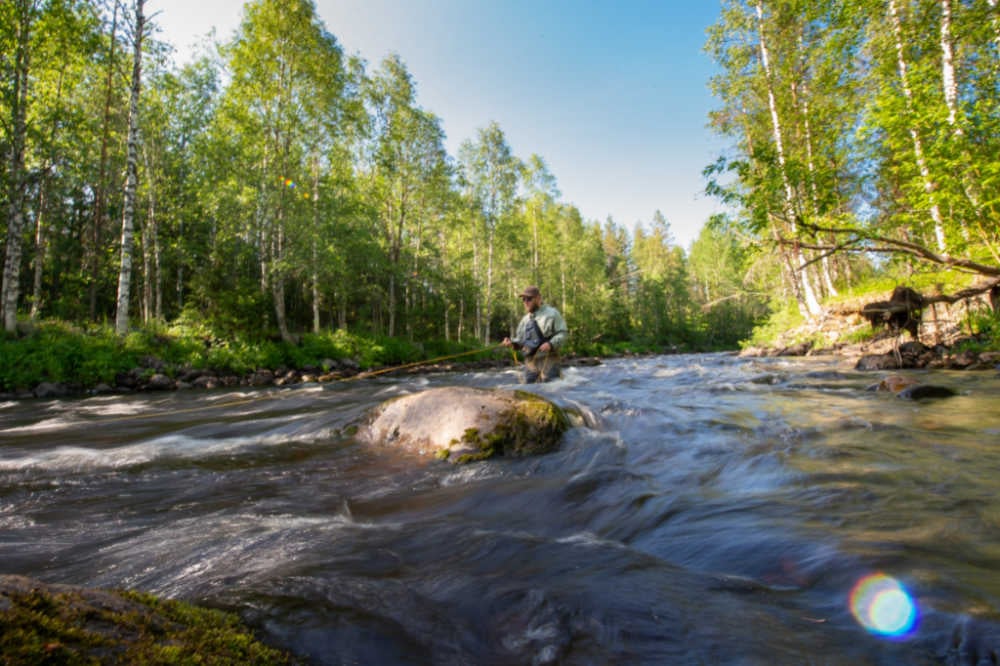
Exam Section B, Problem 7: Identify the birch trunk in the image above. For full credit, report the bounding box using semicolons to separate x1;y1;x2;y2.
754;0;821;317
271;214;292;343
1;0;36;332
793;31;838;299
311;167;321;334
485;227;494;345
114;0;144;335
888;0;947;252
30;174;48;320
140;142;160;322
939;0;981;236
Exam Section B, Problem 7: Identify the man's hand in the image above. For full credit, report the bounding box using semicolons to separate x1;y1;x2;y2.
501;337;512;347
538;341;552;353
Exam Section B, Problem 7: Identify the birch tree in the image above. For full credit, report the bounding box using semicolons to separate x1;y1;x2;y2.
887;0;947;252
1;0;38;333
113;0;145;335
753;0;822;317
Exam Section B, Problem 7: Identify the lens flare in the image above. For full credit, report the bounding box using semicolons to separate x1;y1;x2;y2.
849;573;919;638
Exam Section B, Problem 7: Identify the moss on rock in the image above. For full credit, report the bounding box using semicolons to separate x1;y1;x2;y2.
0;575;291;665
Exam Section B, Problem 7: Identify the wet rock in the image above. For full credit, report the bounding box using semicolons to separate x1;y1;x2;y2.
144;373;174;391
33;382;68;398
778;341;813;356
856;353;901;371
947;350;978;369
896;384;958;400
249;369;274;386
869;374;920;393
358;386;569;463
192;375;219;389
178;368;204;383
868;374;957;400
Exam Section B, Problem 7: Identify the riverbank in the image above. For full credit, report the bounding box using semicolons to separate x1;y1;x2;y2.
739;286;1000;372
0;350;608;401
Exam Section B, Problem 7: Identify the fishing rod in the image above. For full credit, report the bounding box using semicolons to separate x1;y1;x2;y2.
60;343;513;423
345;343;511;380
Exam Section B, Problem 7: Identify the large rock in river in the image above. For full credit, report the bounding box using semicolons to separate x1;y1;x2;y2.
358;386;569;463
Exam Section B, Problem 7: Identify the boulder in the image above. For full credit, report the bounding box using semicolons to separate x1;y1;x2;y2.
144;373;175;391
358;386;569;463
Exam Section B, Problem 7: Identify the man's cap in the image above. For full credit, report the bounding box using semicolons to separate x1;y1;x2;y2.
518;285;541;298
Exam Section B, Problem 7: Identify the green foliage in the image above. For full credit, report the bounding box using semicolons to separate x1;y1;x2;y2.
0;321;515;390
743;302;806;349
0;322;132;390
956;307;1000;353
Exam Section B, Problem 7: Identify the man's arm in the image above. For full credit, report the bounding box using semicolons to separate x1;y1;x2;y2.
547;309;568;350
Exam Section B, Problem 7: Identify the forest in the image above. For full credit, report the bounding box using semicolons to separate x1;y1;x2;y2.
1;0;999;376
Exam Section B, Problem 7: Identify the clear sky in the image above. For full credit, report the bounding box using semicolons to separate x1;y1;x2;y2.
150;0;725;249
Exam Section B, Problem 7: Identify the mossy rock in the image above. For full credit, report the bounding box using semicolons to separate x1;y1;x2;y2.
0;574;291;664
358;386;569;463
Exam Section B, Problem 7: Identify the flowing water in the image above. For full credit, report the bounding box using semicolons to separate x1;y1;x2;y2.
2;354;1000;665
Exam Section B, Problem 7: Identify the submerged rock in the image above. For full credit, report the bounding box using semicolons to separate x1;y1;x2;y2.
868;374;958;400
358;386;569;463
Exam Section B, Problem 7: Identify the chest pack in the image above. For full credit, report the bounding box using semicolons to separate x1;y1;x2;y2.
522;317;546;355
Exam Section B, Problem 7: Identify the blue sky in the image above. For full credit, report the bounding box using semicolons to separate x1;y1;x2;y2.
151;1;725;248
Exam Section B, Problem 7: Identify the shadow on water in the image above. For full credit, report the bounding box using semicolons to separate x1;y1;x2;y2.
3;354;1000;664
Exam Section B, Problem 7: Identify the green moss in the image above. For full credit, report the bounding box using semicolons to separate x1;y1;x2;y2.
450;393;569;464
0;583;292;665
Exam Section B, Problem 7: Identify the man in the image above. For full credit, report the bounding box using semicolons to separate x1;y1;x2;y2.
501;285;568;383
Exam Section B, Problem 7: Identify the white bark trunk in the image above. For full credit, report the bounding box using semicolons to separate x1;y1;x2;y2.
754;1;821;317
114;0;144;335
888;0;947;252
940;0;959;127
939;0;980;237
311;166;321;334
2;0;36;332
30;178;47;320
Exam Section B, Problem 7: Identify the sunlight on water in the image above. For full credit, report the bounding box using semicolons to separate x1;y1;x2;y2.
0;415;83;434
849;573;919;639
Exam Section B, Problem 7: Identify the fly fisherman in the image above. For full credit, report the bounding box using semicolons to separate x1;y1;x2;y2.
501;285;569;383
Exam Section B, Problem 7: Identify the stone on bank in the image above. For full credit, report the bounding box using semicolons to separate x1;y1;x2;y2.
357;386;570;463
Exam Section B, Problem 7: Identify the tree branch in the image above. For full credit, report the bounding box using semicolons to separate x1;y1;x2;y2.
783;221;1000;277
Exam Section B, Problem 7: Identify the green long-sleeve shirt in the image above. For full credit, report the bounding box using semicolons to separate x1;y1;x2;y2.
512;304;568;351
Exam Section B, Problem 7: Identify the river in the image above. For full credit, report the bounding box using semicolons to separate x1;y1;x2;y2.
2;353;1000;664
